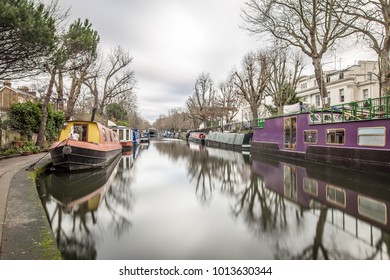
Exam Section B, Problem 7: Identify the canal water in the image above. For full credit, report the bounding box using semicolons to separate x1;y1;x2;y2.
37;139;390;260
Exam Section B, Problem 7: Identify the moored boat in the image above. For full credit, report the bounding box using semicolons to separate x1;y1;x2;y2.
251;96;390;174
206;131;252;150
111;125;133;151
187;131;206;144
139;131;150;143
50;120;123;171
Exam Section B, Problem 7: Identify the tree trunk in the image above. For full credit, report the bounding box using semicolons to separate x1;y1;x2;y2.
380;43;390;96
251;104;259;121
57;69;64;111
36;67;57;147
312;57;328;107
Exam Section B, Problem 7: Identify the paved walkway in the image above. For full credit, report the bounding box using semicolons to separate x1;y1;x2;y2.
0;153;60;259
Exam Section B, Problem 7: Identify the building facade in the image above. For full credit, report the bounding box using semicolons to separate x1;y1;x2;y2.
0;80;37;119
296;61;379;108
0;81;37;147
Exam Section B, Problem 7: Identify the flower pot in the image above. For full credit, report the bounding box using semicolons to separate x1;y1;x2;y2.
13;140;24;148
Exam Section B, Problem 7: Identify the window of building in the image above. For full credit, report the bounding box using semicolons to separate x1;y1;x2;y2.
358;195;387;224
301;82;307;89
326;75;331;83
304;130;318;143
315;95;321;107
358;127;385;146
363;89;369;100
339;88;345;102
326;185;346;207
339;72;344;79
326;129;345;144
367;72;372;81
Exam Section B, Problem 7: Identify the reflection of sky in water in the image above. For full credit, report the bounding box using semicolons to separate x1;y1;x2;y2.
39;141;390;260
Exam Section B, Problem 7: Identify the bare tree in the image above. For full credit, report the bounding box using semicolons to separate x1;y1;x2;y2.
185;72;217;128
84;46;136;115
337;1;390;96
234;49;272;120
241;0;357;107
217;74;242;128
267;45;305;114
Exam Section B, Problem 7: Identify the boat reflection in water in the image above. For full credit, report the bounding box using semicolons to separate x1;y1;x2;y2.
250;153;390;259
38;153;133;259
38;140;390;259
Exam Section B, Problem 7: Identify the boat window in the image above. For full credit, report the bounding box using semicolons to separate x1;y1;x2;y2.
72;124;87;141
358;195;387;225
326;128;345;145
119;129;124;141
326;185;346;207
113;132;119;143
303;130;317;144
303;177;318;195
109;131;113;142
358;127;385;146
102;128;107;142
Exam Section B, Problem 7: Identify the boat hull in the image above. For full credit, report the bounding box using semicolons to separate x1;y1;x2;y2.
50;144;122;171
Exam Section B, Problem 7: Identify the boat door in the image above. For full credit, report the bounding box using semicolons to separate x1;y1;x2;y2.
284;117;297;149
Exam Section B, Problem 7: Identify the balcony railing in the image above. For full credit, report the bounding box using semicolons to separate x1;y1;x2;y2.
253;95;390;128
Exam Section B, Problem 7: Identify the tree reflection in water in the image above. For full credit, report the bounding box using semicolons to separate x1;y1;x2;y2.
38;154;135;259
38;140;390;259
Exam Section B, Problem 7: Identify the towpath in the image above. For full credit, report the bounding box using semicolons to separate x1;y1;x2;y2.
0;153;60;259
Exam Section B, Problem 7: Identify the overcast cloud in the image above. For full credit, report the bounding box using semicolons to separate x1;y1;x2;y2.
54;0;376;123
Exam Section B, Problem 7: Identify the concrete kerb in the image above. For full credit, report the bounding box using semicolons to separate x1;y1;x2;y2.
0;153;61;260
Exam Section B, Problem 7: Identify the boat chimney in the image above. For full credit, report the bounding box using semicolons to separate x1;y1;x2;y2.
91;108;97;122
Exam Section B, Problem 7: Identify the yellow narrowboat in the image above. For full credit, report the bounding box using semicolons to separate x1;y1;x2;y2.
50;120;122;171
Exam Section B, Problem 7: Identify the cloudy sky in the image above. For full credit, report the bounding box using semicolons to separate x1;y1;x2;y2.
53;0;376;123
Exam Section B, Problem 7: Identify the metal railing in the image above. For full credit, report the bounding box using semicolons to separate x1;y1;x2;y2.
310;95;390;124
253;96;390;127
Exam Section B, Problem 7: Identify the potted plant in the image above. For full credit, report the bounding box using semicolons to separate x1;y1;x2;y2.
12;136;24;148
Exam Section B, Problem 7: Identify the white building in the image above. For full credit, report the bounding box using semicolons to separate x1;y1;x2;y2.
296;61;379;108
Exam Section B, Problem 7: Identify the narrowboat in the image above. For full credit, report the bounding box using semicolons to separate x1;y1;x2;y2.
251;96;390;174
50;120;123;171
206;131;252;151
187;131;206;144
111;125;133;151
148;127;157;137
139;131;150;143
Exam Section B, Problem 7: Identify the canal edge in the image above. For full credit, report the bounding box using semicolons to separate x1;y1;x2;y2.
0;156;62;260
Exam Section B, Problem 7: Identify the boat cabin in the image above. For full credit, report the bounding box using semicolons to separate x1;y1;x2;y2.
251;96;390;173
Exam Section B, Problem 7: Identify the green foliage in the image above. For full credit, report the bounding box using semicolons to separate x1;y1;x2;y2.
0;0;56;79
106;103;128;121
8;101;42;139
7;101;65;142
2;147;19;156
45;107;65;142
64;18;100;60
21;141;40;153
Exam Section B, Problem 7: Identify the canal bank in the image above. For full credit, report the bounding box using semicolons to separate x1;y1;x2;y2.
0;153;61;260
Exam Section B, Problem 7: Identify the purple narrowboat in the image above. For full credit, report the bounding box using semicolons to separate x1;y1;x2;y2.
251;96;390;174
